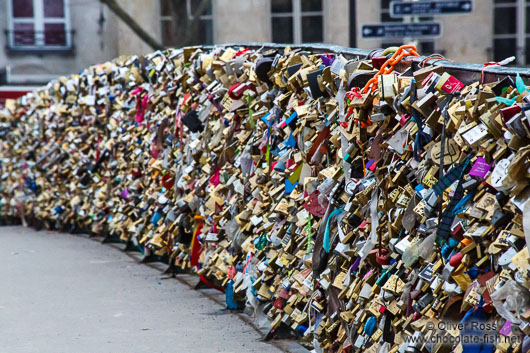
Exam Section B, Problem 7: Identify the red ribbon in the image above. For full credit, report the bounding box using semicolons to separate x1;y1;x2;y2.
346;87;362;100
198;274;225;293
131;87;149;123
190;221;204;267
341;86;372;129
480;62;500;84
136;94;149;123
235;48;249;57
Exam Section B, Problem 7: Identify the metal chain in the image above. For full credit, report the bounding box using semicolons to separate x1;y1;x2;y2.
362;44;420;94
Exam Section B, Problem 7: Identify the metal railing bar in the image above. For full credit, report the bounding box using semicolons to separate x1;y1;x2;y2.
194;42;530;84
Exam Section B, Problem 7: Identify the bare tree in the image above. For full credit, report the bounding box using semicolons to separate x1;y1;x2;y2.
99;0;210;50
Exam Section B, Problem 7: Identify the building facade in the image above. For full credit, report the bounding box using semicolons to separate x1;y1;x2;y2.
1;0;118;85
0;0;525;87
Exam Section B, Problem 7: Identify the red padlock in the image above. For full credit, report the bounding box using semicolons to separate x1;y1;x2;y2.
449;252;463;267
372;56;387;70
161;173;174;189
376;248;391;265
228;82;257;100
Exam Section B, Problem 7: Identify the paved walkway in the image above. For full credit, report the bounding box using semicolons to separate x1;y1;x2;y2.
0;226;286;353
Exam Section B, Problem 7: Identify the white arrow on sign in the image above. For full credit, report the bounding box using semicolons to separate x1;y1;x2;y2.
363;28;373;36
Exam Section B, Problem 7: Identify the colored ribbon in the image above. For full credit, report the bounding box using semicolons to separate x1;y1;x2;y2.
136;93;149;123
323;206;345;253
235;47;249;57
190;218;204;267
436;156;472;242
174;108;184;149
410;80;432;161
480;56;515;84
305;214;312;254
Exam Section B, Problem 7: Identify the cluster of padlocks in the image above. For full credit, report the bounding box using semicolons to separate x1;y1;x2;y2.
1;44;530;352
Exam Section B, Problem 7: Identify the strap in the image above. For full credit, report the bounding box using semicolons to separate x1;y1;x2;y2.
306;126;330;163
410;81;432;161
436;156;472;241
323;206;345;252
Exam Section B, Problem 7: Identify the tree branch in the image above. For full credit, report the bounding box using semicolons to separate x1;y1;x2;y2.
168;0;210;47
100;0;165;51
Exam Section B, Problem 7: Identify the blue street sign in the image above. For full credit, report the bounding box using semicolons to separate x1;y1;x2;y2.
390;0;473;18
361;23;442;39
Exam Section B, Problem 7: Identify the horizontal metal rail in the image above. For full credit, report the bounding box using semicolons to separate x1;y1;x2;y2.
197;42;530;85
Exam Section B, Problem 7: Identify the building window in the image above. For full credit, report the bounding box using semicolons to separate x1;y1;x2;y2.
271;0;323;44
7;0;72;51
492;0;524;64
380;0;435;55
160;0;213;47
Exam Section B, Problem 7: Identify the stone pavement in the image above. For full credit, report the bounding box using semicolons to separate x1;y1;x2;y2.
0;226;300;353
